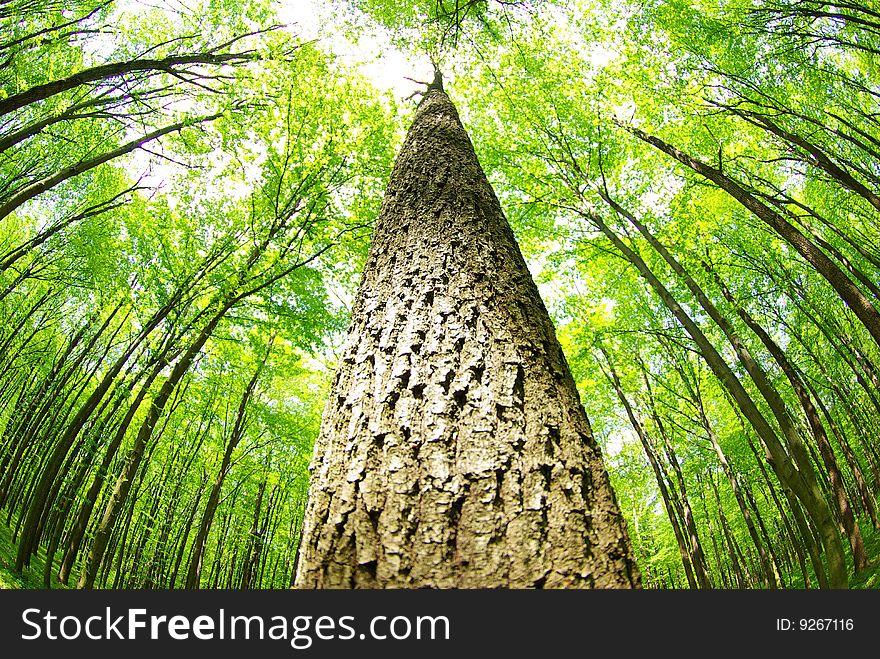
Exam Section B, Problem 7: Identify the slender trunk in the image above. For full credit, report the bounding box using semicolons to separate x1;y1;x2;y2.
597;349;699;588
635;360;713;588
659;342;780;587
699;408;781;588
626;125;880;351
77;302;232;588
57;355;169;584
0;51;256;117
707;471;747;587
708;269;870;571
169;474;208;588
0;114;222;223
733;393;813;586
734;110;880;212
581;205;845;587
240;479;267;589
184;337;273;588
14;296;179;570
741;477;787;587
806;376;880;529
601;193;850;584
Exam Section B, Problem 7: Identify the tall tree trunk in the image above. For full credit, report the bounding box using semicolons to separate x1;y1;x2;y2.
15;295;176;570
804;375;880;530
76;302;231;588
733;396;817;587
57;355;169;584
667;355;782;588
598;192;849;586
636;360;713;588
240;478;269;589
294;88;639;588
169;473;208;588
707;471;748;587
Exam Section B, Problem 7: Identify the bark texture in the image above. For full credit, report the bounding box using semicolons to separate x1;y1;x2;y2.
294;90;640;588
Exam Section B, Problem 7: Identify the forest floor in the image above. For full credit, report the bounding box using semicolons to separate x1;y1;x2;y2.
1;518;880;589
755;519;880;589
0;520;67;589
842;524;880;589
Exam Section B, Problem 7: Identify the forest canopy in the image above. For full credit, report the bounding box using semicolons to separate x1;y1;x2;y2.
1;0;879;589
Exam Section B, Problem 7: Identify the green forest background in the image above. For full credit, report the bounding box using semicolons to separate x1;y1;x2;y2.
2;0;880;589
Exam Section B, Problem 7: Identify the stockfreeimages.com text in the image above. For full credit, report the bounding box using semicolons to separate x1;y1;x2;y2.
21;607;450;648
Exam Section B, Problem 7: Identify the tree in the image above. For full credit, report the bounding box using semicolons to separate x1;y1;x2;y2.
3;0;880;592
0;0;394;590
294;84;640;588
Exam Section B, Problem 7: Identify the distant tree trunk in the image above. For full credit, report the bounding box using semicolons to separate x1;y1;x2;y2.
15;294;174;571
636;362;713;589
582;202;846;587
77;302;232;588
744;431;811;587
596;348;701;588
185;337;272;589
294;89;640;588
240;478;270;589
708;269;870;572
57;355;169;584
655;347;781;588
169;474;208;588
706;470;748;587
625;125;880;351
805;376;880;530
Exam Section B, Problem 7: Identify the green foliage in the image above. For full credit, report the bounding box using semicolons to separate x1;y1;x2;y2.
2;0;880;589
0;0;401;588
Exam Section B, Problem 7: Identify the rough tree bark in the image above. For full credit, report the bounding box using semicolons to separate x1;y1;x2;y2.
294;88;640;588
